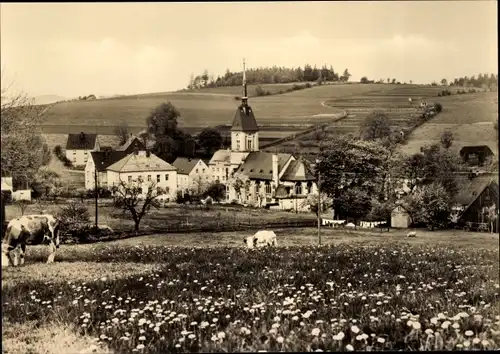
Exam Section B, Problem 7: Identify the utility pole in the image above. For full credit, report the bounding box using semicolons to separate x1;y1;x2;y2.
316;158;322;245
94;167;98;228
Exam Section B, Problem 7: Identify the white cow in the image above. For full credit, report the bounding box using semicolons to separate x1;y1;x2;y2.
345;222;356;229
407;231;417;238
244;230;278;249
2;214;60;266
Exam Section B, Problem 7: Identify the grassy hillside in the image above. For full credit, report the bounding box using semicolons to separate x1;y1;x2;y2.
400;92;498;156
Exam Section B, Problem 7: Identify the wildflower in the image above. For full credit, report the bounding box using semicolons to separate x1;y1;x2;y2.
138;336;146;341
311;328;320;336
441;321;451;329
217;331;225;340
412;322;422;330
452;323;460;329
351;325;360;334
463;340;471;348
188;334;196;340
481;340;489;347
465;330;474;336
346;344;354;351
136;344;145;350
276;336;284;344
472;338;480;345
425;329;433;335
333;331;345;341
377;337;386;344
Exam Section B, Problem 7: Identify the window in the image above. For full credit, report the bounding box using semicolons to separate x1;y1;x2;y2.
165;174;169;181
236;140;240;150
147;175;151;181
306;182;313;194
206;176;209;180
138;175;143;183
73;151;76;155
157;174;160;183
196;169;199;173
202;168;205;173
165;187;170;193
295;182;303;195
265;182;272;195
157;187;162;195
217;168;220;172
285;186;291;195
128;176;132;183
247;139;252;151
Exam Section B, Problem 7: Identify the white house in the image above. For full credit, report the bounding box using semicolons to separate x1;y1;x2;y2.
66;132;100;166
85;149;128;190
106;150;178;200
1;177;13;193
172;157;211;195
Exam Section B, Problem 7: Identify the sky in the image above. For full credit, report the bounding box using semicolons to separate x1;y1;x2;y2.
1;1;497;98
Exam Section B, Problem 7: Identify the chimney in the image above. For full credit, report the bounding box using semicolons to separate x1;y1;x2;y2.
272;154;279;186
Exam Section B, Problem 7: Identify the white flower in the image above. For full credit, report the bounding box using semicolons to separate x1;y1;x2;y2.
188;334;196;340
377;337;386;344
472;338;481;345
138;336;146;341
452;323;460;329
481;340;489;347
463;340;471;348
465;330;474;336
346;344;354;351
311;328;320;336
136;344;145;350
276;336;284;344
351;325;360;334
217;331;225;340
412;322;422;330
333;331;345;341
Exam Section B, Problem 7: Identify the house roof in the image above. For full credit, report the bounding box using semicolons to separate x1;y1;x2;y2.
66;132;97;150
230;104;259;132
172;157;203;175
90;151;129;172
209;149;231;164
459;145;495;156
107;152;176;173
274;184;289;199
116;136;146;152
454;174;499;206
280;159;316;181
235;152;293;181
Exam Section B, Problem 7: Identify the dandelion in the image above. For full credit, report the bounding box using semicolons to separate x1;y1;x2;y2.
217;331;225;340
276;336;284;344
138;336;146;341
472;338;481;345
377;337;386;344
463;340;471;348
351;325;360;334
311;328;321;336
481;340;489;347
425;329;433;335
465;330;474;337
412;322;422;330
136;344;145;350
346;344;354;351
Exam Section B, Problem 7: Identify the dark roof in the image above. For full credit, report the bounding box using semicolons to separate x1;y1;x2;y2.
116;136;146;153
459;145;494;156
66;132;97;150
90;151;129;172
280;159;316;181
172;157;203;175
235;152;292;180
230;104;259;132
454;174;499;206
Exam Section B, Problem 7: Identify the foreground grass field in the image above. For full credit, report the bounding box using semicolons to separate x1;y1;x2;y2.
2;228;499;353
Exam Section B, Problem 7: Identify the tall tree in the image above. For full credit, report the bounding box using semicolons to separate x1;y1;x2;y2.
146;102;183;163
1;73;49;189
440;130;454;149
441;78;448;86
197;128;223;156
114;121;130;146
360;110;392;141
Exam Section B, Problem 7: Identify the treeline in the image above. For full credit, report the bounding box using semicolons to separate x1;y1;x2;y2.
187;65;352;89
441;73;498;89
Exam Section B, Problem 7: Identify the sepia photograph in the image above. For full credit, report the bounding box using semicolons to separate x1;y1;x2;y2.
1;1;498;353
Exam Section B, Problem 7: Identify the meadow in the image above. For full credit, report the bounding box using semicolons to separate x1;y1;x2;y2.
2;228;499;353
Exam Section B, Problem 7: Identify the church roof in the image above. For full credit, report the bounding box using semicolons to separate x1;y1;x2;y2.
231;104;259;132
280;159;316;181
209;149;231;164
235;151;292;180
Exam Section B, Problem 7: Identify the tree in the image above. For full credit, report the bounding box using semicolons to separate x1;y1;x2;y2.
1;72;50;188
14;199;31;216
440;130;454;149
197;128;223;155
300;192;332;217
360;76;369;84
367;199;394;222
204;182;226;202
340;69;351;82
31;169;64;201
232;177;244;202
317;136;389;220
406;183;451;230
111;180;164;234
360;110;392;141
114;121;130;146
441;78;448;86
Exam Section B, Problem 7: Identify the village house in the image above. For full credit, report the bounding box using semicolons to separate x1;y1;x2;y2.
172;157;211;196
452;174;499;232
459;145;495;166
209;60;318;209
66;132;100;166
106;150;178;200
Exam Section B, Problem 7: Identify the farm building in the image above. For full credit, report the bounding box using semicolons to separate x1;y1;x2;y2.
66;132;100;166
106;150;178;201
453;174;499;232
115;134;146;153
172;157;211;196
459;145;495;166
391;204;411;229
85;149;128;190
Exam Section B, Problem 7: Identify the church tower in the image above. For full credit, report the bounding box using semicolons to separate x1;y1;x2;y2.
231;59;259;153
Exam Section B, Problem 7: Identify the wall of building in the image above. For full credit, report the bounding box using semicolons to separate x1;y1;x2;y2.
231;132;259;152
12;190;31;201
1;177;13;193
107;170;178;199
66;141;99;166
188;160;212;193
391;206;410;228
84;158;107;190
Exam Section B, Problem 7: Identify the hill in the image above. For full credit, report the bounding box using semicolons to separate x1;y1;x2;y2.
33;94;68;105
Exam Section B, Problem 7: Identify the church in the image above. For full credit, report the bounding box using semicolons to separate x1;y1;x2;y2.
208;60;319;211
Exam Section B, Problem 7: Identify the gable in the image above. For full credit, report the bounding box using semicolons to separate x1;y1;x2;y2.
66;133;97;150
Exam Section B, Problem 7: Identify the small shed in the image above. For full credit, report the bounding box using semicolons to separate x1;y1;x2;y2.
391;205;411;228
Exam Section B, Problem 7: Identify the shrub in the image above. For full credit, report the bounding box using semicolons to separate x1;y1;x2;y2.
176;191;185;204
255;86;271;97
56;201;91;243
434;102;443;113
53;145;73;167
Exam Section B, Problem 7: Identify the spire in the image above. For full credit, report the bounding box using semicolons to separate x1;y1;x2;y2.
242;58;248;106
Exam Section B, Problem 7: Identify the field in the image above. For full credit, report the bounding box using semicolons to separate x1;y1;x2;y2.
5;201;316;235
2;229;499;353
400;92;498;156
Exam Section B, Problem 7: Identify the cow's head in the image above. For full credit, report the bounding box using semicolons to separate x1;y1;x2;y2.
244;236;256;249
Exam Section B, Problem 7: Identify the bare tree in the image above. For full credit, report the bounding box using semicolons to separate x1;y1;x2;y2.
111;180;164;234
14;200;30;216
1;70;51;187
114;121;130;146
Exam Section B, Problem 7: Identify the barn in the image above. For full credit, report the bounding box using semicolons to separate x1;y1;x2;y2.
453;175;499;232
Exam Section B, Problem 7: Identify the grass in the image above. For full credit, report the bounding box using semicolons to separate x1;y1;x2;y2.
2;228;499;353
5;202;316;234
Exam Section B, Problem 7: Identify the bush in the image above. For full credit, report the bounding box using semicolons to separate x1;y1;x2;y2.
53;145;73;167
255;86;271;97
176;191;185;204
56;201;91;242
86;187;112;199
434;102;443;113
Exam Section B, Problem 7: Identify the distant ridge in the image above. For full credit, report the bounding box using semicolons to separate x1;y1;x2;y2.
33;94;68;105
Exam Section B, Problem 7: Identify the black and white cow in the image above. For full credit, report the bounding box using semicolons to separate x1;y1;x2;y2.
2;214;60;266
244;230;278;249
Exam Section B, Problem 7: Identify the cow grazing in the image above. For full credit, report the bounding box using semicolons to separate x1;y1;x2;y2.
243;230;278;249
407;231;417;238
2;214;60;267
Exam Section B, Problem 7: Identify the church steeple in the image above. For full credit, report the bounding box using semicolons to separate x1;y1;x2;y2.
242;58;248;106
